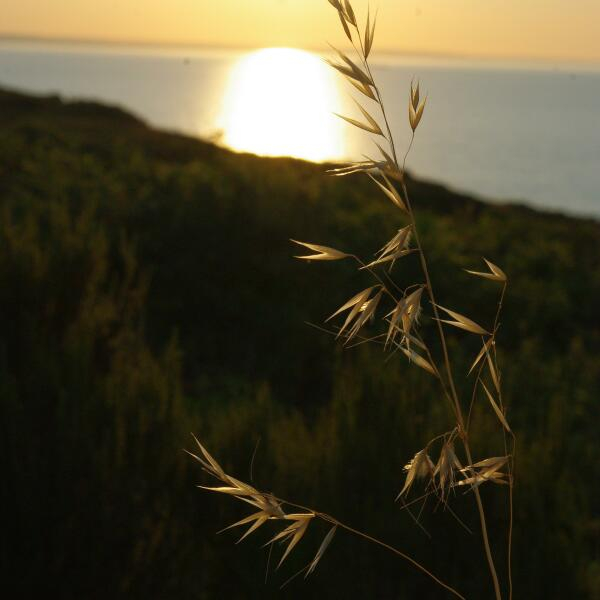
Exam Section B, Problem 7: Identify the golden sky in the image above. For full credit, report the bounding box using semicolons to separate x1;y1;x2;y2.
3;0;600;63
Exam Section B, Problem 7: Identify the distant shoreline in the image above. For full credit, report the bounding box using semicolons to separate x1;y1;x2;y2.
1;84;598;226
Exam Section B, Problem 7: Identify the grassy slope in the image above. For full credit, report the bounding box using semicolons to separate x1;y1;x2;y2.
1;87;599;599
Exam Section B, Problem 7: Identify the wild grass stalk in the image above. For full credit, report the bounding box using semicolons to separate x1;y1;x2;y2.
190;2;515;597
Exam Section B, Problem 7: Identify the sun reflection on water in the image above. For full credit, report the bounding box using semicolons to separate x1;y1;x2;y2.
219;48;345;162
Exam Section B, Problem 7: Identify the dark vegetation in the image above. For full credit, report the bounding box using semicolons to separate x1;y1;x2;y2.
1;87;599;598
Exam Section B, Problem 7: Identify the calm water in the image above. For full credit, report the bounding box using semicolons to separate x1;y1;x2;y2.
2;40;600;217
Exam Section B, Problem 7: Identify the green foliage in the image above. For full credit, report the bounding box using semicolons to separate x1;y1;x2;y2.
1;88;599;598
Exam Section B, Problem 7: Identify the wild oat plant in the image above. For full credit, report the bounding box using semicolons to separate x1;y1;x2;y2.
189;2;515;598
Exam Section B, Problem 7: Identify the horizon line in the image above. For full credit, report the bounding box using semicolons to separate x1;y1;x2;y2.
2;32;600;69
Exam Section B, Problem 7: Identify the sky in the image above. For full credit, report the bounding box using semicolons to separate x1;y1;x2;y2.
3;0;600;63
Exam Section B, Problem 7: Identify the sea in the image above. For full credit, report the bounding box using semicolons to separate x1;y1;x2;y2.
1;39;600;218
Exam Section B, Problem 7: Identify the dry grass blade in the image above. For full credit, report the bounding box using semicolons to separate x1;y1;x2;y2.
398;450;435;498
395;330;428;353
362;249;412;270
484;259;507;281
188;433;226;477
435;304;490;336
375;142;397;172
464;270;500;282
327;286;375;322
401;347;438;377
343;0;356;25
486;349;501;393
381;172;407;210
328;47;374;86
326;59;361;84
243;494;286;520
409;80;427;131
353;99;384;136
335;112;383;136
364;7;377;58
434;442;462;499
236;495;269;509
239;516;269;542
327;160;378;176
468;338;494;375
465;258;507;282
198;485;254;495
409;99;427;132
233;514;270;543
386;301;407;347
458;456;509;489
266;514;314;568
378;226;411;257
329;286;380;342
471;456;509;471
338;9;352;40
367;173;407;211
411;81;420;109
219;510;267;535
457;471;508;489
346;76;377;100
481;381;511;433
363;226;412;270
400;287;423;338
291;239;350;261
345;289;383;343
306;525;337;577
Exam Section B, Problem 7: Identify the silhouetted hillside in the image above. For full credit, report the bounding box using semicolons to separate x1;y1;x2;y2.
1;87;598;599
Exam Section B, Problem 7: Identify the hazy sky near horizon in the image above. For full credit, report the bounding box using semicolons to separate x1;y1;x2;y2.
3;0;600;63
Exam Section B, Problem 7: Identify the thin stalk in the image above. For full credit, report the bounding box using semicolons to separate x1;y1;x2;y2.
490;283;514;600
397;104;503;600
398;125;503;600
320;515;466;599
466;281;513;600
405;188;503;599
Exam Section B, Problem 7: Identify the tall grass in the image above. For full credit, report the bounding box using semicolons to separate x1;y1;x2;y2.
191;2;515;597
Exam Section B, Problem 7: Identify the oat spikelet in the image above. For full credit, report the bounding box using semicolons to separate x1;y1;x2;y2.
397;449;435;498
327;285;382;343
465;258;507;282
266;513;315;568
362;226;412;270
409;80;427;131
434;441;462;500
327;159;381;177
364;6;377;59
367;172;407;211
457;457;509;490
291;239;350;261
480;380;511;433
306;525;337;577
435;304;490;336
468;338;494;375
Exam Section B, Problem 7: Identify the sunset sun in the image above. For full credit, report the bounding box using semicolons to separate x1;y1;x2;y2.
219;47;345;161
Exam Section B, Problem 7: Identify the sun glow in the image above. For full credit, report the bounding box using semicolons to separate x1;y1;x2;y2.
219;48;345;162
